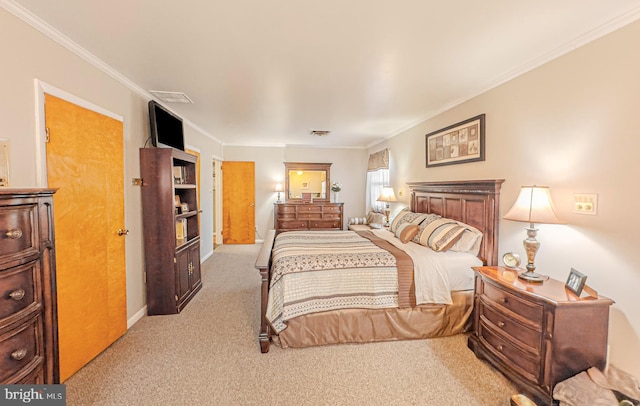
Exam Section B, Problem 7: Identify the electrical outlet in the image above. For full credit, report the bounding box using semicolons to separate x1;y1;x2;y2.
573;193;597;215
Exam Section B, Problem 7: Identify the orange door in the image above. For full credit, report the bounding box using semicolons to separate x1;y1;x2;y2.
44;94;127;381
222;161;255;244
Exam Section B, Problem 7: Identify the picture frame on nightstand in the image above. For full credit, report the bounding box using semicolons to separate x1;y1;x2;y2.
565;268;587;296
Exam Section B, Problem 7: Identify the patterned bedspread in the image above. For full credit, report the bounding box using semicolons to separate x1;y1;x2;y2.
266;230;415;333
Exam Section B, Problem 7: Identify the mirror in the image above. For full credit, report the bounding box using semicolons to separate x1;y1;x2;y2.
284;162;331;201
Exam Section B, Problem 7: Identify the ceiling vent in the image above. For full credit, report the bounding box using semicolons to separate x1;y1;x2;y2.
149;90;194;104
310;130;331;137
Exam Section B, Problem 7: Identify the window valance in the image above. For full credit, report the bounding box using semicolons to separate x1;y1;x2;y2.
367;148;389;171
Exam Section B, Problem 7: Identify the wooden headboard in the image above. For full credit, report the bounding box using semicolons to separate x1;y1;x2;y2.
407;179;504;266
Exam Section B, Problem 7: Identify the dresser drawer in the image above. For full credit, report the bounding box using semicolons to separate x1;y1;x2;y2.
297;205;322;213
479;301;541;355
277;220;308;230
323;206;342;214
0;261;39;323
0;205;39;264
482;281;543;327
479;320;539;383
309;220;341;229
277;213;296;220
0;315;43;383
277;205;296;214
297;213;321;220
322;213;341;220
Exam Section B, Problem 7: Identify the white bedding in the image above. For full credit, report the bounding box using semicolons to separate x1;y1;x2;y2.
369;228;480;305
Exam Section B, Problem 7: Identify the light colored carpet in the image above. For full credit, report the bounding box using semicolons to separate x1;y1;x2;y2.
64;243;516;405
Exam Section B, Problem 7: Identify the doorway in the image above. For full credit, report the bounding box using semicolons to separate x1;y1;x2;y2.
42;90;127;382
222;161;255;244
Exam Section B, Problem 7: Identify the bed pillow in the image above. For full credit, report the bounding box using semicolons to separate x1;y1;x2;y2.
411;214;441;244
395;223;419;243
348;217;368;225
366;211;386;225
414;218;465;252
450;223;483;255
389;209;429;233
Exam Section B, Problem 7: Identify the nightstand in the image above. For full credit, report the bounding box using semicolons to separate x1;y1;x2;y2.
468;266;613;405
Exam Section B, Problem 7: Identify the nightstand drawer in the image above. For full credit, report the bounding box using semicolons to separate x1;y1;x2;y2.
479;301;541;355
479;320;539;382
482;282;543;327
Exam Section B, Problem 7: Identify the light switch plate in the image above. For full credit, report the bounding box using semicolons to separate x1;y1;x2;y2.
573;193;597;215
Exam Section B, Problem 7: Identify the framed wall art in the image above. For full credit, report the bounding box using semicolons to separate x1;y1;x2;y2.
425;114;485;167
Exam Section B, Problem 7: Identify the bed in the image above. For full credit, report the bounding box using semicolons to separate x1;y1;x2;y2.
255;179;504;353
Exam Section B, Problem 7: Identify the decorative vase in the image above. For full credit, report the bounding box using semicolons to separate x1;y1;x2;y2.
332;191;339;203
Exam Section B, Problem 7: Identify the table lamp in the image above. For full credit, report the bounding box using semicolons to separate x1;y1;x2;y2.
275;183;283;203
503;185;564;283
377;186;397;226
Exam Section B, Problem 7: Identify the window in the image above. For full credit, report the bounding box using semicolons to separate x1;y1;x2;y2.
367;168;389;213
365;148;390;213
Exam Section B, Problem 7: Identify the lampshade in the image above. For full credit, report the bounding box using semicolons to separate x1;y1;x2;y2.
503;186;563;225
504;185;564;283
275;183;283;192
377;186;397;203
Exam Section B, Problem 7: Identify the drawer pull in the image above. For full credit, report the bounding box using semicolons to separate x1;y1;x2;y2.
11;348;27;361
9;289;25;300
5;229;23;239
496;344;504;352
498;321;505;328
499;297;507;304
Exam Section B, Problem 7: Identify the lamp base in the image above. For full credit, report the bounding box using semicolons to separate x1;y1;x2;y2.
518;271;545;283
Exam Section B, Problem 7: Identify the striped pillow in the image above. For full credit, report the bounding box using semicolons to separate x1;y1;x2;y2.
428;223;466;252
348;217;368;225
389;209;429;233
415;218;465;252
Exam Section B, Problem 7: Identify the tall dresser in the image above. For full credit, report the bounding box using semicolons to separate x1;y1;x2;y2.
0;189;59;384
274;202;343;233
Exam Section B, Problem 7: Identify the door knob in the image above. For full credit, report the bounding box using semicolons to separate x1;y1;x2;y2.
117;229;129;236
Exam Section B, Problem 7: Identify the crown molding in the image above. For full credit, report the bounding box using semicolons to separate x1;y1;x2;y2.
386;5;640;141
3;0;639;150
0;0;223;146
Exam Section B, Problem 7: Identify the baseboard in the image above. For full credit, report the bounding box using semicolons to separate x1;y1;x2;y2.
127;306;146;329
201;248;214;262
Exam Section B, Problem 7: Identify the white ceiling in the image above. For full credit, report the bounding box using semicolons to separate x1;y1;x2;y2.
6;0;640;148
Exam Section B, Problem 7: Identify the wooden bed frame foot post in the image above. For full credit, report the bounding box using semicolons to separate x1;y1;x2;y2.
255;230;276;354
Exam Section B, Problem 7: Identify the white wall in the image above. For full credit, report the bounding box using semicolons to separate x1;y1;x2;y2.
0;8;222;325
371;20;640;378
223;145;368;238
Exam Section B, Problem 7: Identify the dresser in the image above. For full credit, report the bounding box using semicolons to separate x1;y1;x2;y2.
468;266;612;405
274;202;343;233
0;189;59;383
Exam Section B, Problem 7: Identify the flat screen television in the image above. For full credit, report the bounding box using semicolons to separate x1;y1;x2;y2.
148;100;185;151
